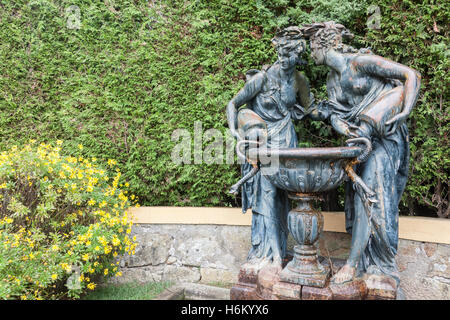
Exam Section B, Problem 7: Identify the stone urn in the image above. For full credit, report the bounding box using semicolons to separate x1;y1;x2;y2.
255;146;363;287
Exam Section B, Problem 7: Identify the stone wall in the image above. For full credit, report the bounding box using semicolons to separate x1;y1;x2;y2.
111;224;450;300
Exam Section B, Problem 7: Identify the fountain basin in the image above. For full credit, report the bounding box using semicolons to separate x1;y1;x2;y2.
252;146;362;194
247;145;363;287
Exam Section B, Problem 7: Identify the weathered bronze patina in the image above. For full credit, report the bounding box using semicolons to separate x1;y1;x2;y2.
228;21;420;300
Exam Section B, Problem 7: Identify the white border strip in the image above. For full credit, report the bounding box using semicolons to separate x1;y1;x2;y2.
128;207;450;245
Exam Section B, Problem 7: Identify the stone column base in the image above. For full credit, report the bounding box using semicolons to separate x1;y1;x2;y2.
231;257;398;300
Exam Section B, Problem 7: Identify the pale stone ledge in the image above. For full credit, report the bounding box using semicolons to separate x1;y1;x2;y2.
128;206;450;245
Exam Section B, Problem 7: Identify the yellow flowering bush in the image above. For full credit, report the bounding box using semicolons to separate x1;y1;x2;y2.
0;141;138;299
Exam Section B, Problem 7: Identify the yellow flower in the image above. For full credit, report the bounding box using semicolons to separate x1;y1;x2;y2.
104;269;108;275
56;140;63;145
88;199;96;206
87;283;96;290
61;263;72;273
115;271;122;277
82;253;89;261
78;144;83;150
51;274;58;281
112;237;120;246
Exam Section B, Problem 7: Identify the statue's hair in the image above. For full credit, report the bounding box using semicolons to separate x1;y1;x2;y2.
300;21;363;54
271;26;306;55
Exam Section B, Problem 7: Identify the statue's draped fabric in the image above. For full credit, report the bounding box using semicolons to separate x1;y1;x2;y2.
240;69;299;261
333;79;410;283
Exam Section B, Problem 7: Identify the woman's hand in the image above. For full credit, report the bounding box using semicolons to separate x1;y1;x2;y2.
385;112;408;136
348;121;373;140
291;103;306;120
308;100;331;121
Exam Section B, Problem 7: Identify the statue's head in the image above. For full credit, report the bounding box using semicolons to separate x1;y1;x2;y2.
300;21;356;65
271;26;307;70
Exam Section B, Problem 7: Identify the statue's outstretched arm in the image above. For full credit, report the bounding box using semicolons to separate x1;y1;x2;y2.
226;73;264;139
354;55;421;133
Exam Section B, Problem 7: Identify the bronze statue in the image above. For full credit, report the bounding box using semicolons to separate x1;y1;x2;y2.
301;21;421;284
228;23;420;299
226;26;312;273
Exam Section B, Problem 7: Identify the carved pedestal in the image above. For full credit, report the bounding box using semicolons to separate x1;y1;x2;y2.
279;193;330;287
230;256;398;300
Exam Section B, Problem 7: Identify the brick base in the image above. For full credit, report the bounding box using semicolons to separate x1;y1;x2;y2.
231;257;398;300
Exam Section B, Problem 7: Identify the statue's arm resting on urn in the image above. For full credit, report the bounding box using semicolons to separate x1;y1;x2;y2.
226;72;265;140
353;55;421;136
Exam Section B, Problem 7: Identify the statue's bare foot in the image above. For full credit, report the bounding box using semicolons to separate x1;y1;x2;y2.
246;257;270;273
268;258;283;274
331;264;356;284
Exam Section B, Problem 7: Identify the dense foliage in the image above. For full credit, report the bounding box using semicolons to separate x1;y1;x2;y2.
0;1;447;216
0;141;138;299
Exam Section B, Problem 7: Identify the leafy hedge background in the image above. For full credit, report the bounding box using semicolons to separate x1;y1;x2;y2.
0;0;448;217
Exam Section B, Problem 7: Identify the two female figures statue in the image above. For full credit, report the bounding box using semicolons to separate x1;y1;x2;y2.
226;22;421;285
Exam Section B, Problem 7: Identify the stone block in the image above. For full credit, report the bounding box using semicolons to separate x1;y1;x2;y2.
200;267;238;285
302;284;333;300
108;265;165;284
363;273;397;300
174;234;237;269
272;281;302;300
237;262;260;285
230;284;258;300
256;266;280;300
183;282;230;300
163;265;201;283
124;233;172;267
329;279;367;300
